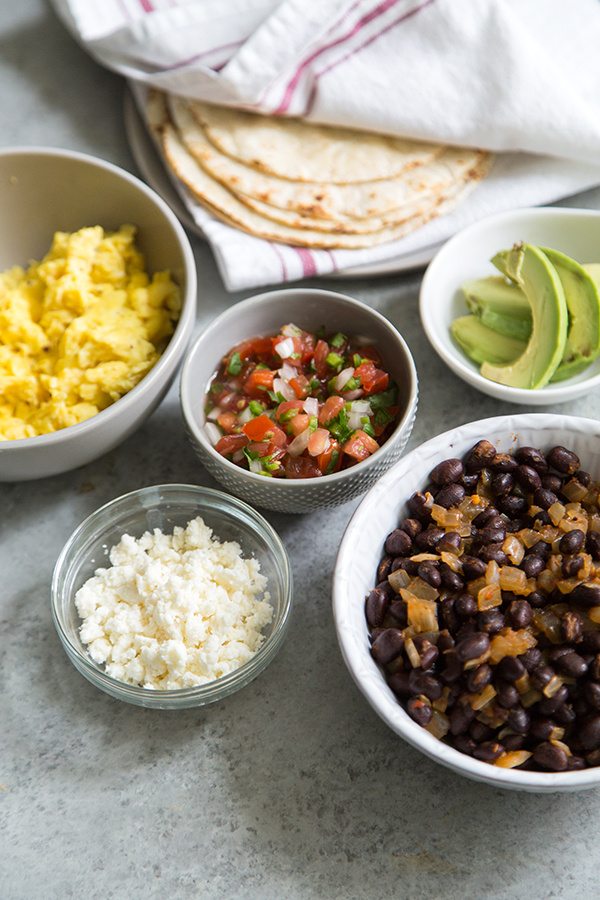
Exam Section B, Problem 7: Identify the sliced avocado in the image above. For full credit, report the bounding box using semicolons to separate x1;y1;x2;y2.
451;314;526;365
480;243;568;389
584;263;600;289
540;248;600;381
462;276;532;340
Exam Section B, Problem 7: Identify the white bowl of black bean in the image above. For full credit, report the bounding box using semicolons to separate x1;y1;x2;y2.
333;413;600;791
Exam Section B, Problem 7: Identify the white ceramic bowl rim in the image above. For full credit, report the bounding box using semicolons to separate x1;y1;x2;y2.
51;483;292;700
0;146;197;450
180;288;418;487
420;206;600;404
334;412;600;790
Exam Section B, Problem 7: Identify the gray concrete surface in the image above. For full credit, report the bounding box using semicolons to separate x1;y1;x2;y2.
2;3;600;898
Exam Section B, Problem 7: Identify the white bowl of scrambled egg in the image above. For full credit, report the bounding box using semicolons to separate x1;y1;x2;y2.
0;147;196;481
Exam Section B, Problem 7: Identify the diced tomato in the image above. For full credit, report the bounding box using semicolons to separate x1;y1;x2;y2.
233;336;274;361
313;339;330;378
354;361;389;396
343;429;380;461
214;434;248;457
319;395;345;425
275;400;304;423
289;413;310;436
296;330;316;364
318;439;341;474
356;344;382;364
284;456;322;479
242;414;286;444
289;373;309;399
307;428;330;457
243;369;275;397
372;405;400;437
216;411;238;434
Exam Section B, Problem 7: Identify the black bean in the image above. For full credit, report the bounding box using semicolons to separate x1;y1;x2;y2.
406;696;433;727
449;703;475;735
365;587;389;628
533;488;558;510
571;583;600;608
497;495;528;517
461;473;480;492
560;529;585;555
384;528;412;557
453;735;476;755
455;593;478;618
584;682;600;711
548;645;575;662
473;741;505;762
388;600;408;628
408;669;442;701
547;446;580;475
541;473;563;493
492;453;519;473
515;446;548;471
438;531;462;553
529;540;550;558
530;717;556;741
533;510;551;526
416;640;439;670
377;555;393;582
477;545;508;566
371;629;405;665
521;554;545;578
468;722;494;743
508;600;533;629
473;506;499;528
577;470;592;487
439;564;464;592
586;532;600;561
440;651;462;684
415;527;445;551
497;683;520;708
430;458;464;486
531;665;555;690
477;523;507;544
462;556;487;580
533;742;568;771
388;671;411;696
567;756;586;771
556;652;588;678
465;440;497;472
515;464;542;492
435;483;466;509
455;632;490;662
538;685;569;715
554;704;576;726
579;715;600;750
563;556;584;579
519;648;543;672
528;591;547;609
504;733;526;750
440;598;459;633
496;656;526;682
437;630;455;653
477;610;506;635
399;517;422;539
492;473;514;498
465;664;492;694
390;557;417;576
417;561;441;589
456;621;477;641
407;491;432;521
507;706;530;734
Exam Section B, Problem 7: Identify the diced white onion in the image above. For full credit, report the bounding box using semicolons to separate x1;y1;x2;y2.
287;427;311;457
351;400;372;415
344;389;364;401
205;423;222;446
348;411;363;430
273;377;295;401
249;458;263;474
282;323;302;337
238;406;253;424
275;337;295;359
333;367;355;391
279;362;297;382
303;397;319;417
207;406;221;422
232;449;245;463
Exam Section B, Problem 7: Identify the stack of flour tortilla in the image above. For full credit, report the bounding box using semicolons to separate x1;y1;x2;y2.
147;90;491;251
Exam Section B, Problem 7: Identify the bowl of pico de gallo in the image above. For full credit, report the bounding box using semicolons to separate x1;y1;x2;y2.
180;288;418;513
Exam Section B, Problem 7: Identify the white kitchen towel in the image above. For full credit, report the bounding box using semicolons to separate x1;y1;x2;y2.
53;0;600;290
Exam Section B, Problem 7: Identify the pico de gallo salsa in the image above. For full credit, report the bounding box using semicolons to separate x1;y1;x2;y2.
204;323;401;479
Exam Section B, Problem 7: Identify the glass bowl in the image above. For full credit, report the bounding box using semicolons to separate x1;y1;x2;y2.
51;484;292;708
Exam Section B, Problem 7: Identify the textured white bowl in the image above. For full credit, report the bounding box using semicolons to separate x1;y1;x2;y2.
334;413;600;792
0;147;196;481
180;288;418;513
420;207;600;405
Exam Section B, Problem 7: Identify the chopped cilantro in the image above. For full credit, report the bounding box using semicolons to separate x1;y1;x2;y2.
374;408;393;427
342;376;360;392
268;390;287;404
280;408;298;423
369;385;398;409
361;419;376;438
243;446;260;463
308;416;318;432
309;377;320;392
353;353;362;368
325;450;340;474
227;352;242;376
330;332;346;349
327;407;353;444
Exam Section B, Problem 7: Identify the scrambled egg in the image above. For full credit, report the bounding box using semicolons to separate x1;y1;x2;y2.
0;225;181;440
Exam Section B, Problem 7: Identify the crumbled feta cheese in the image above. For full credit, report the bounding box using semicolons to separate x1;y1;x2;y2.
75;516;273;690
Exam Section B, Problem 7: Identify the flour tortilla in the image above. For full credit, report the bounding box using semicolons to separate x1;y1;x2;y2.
171;95;486;222
188;99;445;184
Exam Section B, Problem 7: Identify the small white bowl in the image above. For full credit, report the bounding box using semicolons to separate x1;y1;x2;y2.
420;207;600;405
333;413;600;792
0;147;197;481
180;288;418;513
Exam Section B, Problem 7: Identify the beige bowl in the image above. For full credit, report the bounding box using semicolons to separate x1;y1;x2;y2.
0;147;196;482
180;288;418;513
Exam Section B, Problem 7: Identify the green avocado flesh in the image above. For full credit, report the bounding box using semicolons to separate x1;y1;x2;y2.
451;315;526;365
480;244;568;389
462;276;531;340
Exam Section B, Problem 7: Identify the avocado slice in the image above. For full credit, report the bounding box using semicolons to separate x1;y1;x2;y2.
462;276;531;341
451;314;526;366
584;263;600;288
480;243;568;389
540;248;600;381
